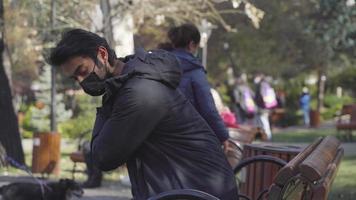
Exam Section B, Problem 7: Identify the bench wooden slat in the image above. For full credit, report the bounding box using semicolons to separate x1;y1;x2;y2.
336;123;356;129
299;136;340;181
273;137;323;186
313;148;344;199
268;184;282;200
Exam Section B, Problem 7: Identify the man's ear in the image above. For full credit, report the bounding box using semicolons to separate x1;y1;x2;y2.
97;46;109;66
188;41;199;54
188;41;195;51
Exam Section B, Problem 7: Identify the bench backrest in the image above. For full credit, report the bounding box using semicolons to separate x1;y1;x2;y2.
268;136;343;200
338;104;356;123
351;106;356;123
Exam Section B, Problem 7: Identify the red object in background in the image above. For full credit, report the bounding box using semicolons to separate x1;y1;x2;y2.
221;111;239;128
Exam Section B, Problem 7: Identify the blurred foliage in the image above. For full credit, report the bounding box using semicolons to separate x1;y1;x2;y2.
21;93;100;139
208;0;318;80
58;94;100;139
4;1;40;87
4;0;96;92
322;94;354;119
328;66;356;96
119;0;264;32
207;0;356;82
22;66;72;133
307;0;356;58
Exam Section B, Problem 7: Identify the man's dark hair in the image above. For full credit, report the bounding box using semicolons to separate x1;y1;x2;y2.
168;23;201;48
48;29;117;66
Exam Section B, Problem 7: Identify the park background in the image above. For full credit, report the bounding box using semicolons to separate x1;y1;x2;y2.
0;0;355;199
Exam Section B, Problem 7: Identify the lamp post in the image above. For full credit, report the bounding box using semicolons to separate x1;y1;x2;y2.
199;19;215;69
50;0;57;133
223;42;238;86
223;42;237;71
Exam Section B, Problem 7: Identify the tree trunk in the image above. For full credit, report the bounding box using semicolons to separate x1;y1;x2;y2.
0;0;25;164
100;0;115;47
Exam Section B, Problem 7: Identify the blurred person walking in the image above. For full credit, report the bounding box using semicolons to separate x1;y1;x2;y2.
253;74;277;140
300;87;311;126
232;73;256;125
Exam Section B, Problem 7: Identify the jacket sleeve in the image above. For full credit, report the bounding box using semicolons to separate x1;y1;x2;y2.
90;86;167;171
91;105;111;140
191;70;229;143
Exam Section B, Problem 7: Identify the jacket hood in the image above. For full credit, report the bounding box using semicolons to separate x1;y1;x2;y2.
103;49;182;99
172;49;205;73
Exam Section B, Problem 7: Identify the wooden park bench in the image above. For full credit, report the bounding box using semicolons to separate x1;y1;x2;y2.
336;104;356;141
234;136;343;200
270;108;286;127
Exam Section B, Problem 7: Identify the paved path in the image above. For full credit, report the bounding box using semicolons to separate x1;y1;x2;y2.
81;181;131;200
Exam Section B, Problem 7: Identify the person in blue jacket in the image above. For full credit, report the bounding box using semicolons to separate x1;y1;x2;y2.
49;29;238;199
167;24;230;150
300;87;311;126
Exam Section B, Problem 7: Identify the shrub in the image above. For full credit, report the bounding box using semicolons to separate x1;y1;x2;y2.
58;94;100;139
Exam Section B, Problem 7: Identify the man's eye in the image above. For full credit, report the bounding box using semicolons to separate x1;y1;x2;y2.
75;67;89;77
77;70;88;77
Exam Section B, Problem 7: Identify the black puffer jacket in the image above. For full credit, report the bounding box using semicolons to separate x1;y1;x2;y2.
90;49;238;200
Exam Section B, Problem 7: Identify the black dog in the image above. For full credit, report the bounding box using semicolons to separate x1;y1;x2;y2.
0;178;83;200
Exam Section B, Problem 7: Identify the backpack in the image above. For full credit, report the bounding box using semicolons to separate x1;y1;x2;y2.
238;86;257;115
260;81;278;109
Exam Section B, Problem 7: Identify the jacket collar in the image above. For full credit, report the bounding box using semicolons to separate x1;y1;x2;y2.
102;48;147;103
102;71;140;104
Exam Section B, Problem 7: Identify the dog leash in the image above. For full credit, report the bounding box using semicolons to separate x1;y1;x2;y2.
5;156;52;200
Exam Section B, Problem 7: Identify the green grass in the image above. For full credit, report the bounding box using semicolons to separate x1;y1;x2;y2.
272;128;338;143
329;156;356;200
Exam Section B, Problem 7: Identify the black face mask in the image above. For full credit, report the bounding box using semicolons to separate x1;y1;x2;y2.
79;65;106;96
